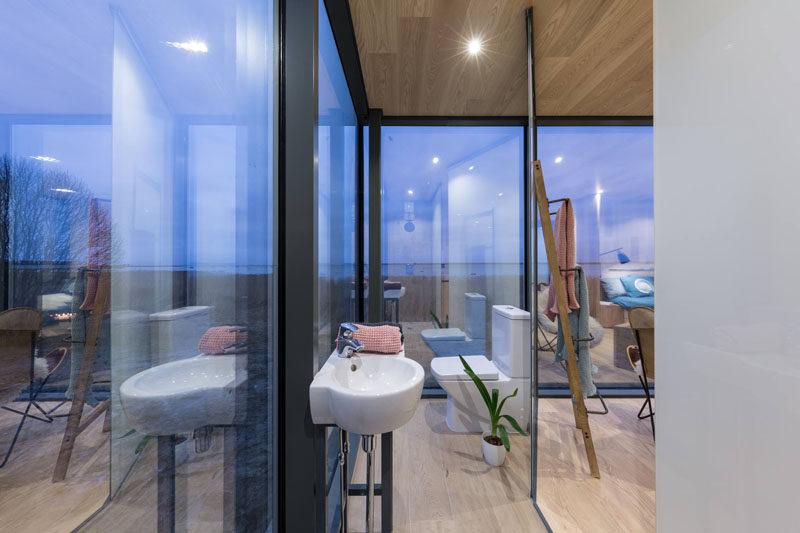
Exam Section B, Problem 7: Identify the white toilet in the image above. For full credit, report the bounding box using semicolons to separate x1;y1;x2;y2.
149;306;212;364
431;305;530;433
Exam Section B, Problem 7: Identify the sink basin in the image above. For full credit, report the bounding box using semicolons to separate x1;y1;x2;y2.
310;351;424;435
120;354;246;436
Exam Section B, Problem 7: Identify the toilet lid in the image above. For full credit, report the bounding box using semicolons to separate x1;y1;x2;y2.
421;328;466;341
431;355;499;381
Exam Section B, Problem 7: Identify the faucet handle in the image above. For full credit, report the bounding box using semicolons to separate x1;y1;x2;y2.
339;322;359;338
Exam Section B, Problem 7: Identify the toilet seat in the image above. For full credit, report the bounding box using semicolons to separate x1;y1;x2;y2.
430;355;499;381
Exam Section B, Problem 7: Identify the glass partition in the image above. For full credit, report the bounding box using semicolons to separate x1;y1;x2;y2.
0;1;276;530
380;126;525;387
535;125;654;389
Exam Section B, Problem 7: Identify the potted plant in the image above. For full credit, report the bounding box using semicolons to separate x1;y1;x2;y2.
459;355;526;466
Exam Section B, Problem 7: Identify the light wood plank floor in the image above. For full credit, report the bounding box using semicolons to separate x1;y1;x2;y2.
536;398;655;532
348;399;548;533
0;401;109;533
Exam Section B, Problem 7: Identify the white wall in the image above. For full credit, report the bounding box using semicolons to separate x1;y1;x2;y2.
655;1;800;531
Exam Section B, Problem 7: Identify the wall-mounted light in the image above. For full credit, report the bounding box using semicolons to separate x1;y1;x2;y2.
165;40;208;53
50;188;76;193
30;155;59;162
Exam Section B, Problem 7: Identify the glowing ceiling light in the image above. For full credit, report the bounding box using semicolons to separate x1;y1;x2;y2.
165;40;208;53
498;192;503;197
50;188;76;193
407;189;414;195
468;165;474;171
30;155;59;162
468;38;482;55
554;156;563;164
432;156;439;164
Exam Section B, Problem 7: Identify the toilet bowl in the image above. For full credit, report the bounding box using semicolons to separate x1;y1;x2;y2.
431;305;530;433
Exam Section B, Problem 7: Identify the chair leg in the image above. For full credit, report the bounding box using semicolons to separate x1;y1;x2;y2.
637;375;655;439
0;401;34;468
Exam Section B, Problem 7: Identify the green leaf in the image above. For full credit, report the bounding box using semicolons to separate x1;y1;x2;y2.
498;424;511;451
118;428;138;440
135;435;153;455
491;388;499;414
496;388;518;418
430;312;442;329
501;414;527;436
458;355;492;414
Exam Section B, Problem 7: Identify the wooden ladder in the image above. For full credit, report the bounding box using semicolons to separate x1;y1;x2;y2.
533;160;600;479
53;269;111;482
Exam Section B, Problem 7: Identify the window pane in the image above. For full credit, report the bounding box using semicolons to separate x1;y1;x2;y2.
0;1;276;530
536;125;654;388
381;126;525;387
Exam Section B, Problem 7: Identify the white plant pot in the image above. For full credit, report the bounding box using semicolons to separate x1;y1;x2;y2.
482;431;507;466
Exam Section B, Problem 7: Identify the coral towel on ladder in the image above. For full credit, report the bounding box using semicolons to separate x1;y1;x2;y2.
545;198;579;321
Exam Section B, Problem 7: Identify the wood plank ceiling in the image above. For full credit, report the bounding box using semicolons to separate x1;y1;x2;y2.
349;0;653;116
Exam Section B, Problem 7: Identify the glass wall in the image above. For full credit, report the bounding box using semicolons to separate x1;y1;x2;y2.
535;125;654;388
381;126;525;387
0;1;276;530
318;2;359;531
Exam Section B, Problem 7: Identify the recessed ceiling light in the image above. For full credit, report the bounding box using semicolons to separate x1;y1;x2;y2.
468;39;482;55
408;189;414;195
165;40;208;53
432;156;439;164
30;155;59;162
468;165;474;171
554;156;563;164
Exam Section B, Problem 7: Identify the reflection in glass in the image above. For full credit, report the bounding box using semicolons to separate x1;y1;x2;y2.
0;1;275;530
381;126;525;387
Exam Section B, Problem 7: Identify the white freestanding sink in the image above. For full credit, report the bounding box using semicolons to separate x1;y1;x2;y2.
120;354;246;436
310;350;424;435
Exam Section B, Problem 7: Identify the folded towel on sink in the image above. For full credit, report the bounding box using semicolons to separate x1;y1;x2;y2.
348;323;402;354
198;326;248;354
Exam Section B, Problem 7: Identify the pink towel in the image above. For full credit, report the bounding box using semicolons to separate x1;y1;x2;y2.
347;324;402;354
80;199;111;313
198;326;248;354
546;199;579;321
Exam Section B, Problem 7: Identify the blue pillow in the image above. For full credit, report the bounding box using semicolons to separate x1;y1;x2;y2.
600;277;626;299
620;276;655;297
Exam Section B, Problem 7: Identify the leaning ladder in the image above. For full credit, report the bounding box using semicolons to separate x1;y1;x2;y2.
533;160;600;479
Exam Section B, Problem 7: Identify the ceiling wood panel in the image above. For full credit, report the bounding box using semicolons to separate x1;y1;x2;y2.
349;0;653;116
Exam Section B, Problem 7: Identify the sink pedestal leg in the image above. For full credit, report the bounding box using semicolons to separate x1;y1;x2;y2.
338;429;349;533
362;434;376;533
157;435;176;533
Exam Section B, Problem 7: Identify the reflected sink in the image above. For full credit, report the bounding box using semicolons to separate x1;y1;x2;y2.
120;354;246;436
310;351;424;435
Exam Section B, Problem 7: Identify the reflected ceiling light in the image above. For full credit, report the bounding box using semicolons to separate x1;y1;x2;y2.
30;155;59;162
50;188;76;193
468;165;474;171
467;38;482;55
407;189;414;195
432;156;440;164
554;156;563;164
165;40;208;53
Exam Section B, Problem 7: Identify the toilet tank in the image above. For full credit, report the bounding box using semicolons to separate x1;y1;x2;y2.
491;305;531;379
149;306;211;364
464;292;486;340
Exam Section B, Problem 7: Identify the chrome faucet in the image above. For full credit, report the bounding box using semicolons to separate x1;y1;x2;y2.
336;322;364;358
